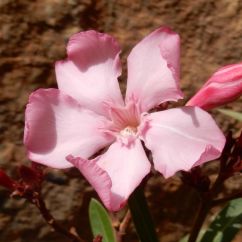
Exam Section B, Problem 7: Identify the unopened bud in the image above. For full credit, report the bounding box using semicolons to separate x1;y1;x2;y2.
238;131;242;148
187;63;242;110
93;235;103;242
0;169;15;190
19;165;43;189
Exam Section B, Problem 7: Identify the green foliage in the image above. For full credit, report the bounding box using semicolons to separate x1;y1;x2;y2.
179;230;205;242
128;186;159;242
200;198;242;242
89;198;117;242
179;198;242;242
179;234;189;242
217;109;242;121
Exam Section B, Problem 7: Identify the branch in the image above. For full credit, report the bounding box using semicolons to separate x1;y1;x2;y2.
31;193;85;242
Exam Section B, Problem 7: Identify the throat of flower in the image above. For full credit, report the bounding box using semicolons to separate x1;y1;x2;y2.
102;101;142;146
120;126;137;137
117;126;138;147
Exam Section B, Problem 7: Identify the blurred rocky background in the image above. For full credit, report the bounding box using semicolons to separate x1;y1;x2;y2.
0;0;242;241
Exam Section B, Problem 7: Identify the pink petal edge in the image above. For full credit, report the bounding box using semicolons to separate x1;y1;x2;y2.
67;139;151;211
56;30;124;118
126;26;183;112
24;88;112;169
97;139;151;210
66;155;116;211
140;106;225;178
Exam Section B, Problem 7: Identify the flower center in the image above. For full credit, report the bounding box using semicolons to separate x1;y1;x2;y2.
101;100;143;147
107;100;141;136
120;126;137;137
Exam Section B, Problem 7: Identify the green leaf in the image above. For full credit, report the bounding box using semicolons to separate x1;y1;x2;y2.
89;198;117;242
128;186;159;242
179;234;189;242
200;198;242;242
217;109;242;121
179;230;205;242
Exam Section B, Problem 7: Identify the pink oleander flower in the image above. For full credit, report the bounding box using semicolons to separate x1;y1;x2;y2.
24;27;225;211
187;63;242;110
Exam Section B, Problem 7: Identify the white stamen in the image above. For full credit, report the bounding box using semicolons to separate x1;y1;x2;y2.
120;126;137;137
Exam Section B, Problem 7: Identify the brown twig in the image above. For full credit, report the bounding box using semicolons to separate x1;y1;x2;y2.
187;201;211;242
116;210;131;242
187;174;224;242
212;191;242;207
31;192;85;242
119;210;131;235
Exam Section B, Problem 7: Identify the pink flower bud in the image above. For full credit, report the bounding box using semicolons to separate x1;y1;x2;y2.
187;63;242;110
0;169;15;190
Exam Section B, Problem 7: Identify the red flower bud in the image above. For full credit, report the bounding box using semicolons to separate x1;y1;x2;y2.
19;166;38;183
18;165;43;189
0;169;15;190
187;63;242;110
238;131;242;148
93;235;102;242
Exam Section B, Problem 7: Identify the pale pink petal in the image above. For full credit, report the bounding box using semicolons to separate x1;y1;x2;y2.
139;107;225;178
66;155;113;210
24;89;113;169
55;30;124;117
187;63;242;110
126;27;183;112
94;139;150;211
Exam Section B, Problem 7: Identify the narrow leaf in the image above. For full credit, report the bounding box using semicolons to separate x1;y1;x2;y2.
200;198;242;242
179;230;205;242
179;234;189;242
128;186;159;242
89;198;117;242
217;109;242;121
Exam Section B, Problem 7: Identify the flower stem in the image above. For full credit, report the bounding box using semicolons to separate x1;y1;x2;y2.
187;200;210;242
31;193;84;242
187;132;236;242
188;174;224;242
128;185;159;242
117;210;131;242
212;191;242;206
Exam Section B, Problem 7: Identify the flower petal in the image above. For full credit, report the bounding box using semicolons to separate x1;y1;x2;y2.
67;139;150;211
126;27;183;112
55;30;124;117
66;155;113;210
97;139;151;211
24;89;113;168
70;139;149;211
140;107;225;178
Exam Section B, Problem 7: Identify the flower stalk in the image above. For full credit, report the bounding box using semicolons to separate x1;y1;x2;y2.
187;131;242;242
128;185;159;242
30;191;83;242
